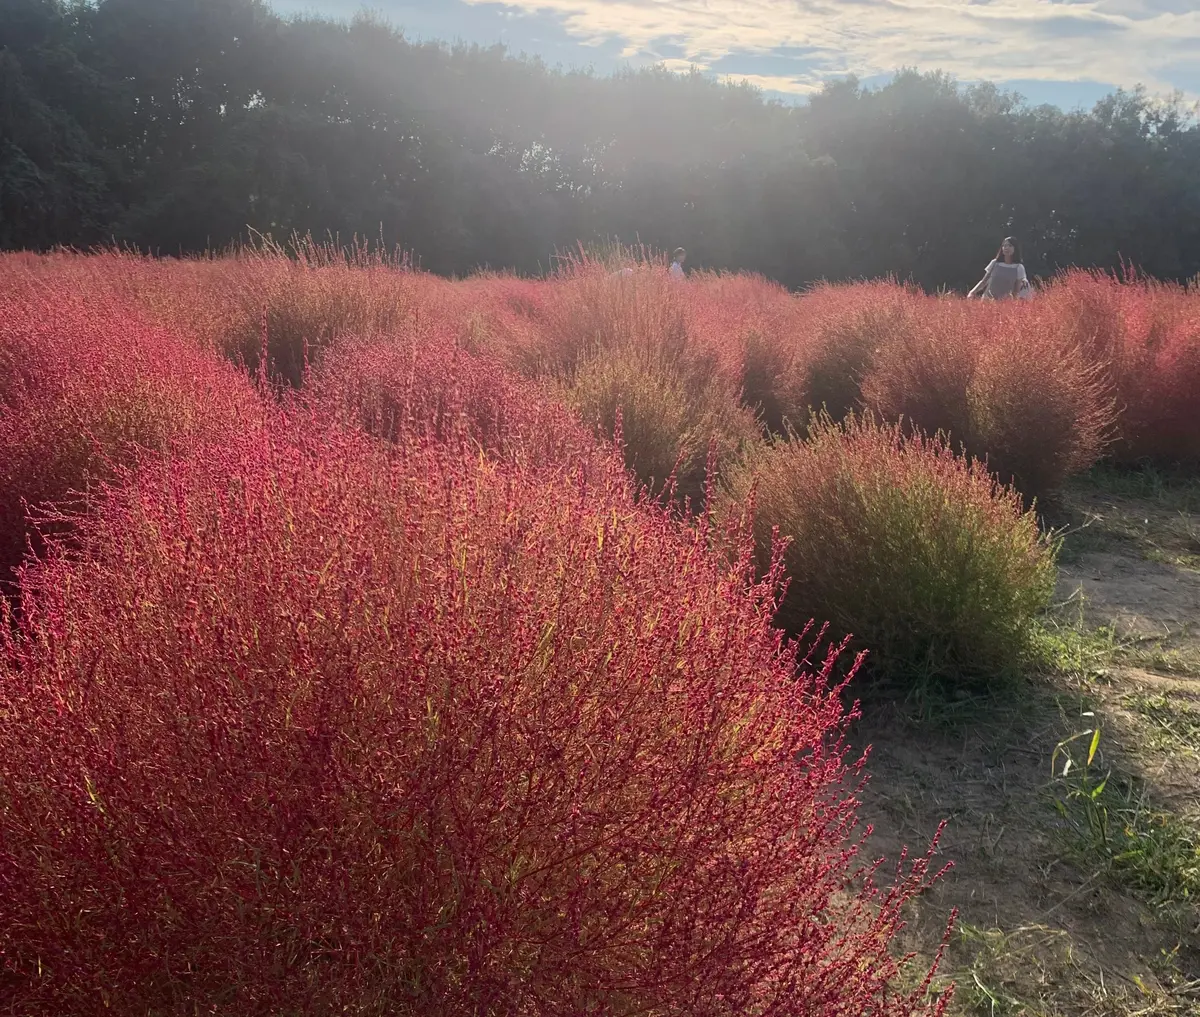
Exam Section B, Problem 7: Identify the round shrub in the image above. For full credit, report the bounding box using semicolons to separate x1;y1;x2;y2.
309;330;612;476
681;271;802;432
0;421;950;1017
724;415;1058;684
782;281;917;432
1118;314;1200;466
859;298;978;446
147;237;439;386
0;290;259;582
505;262;695;381
567;351;761;505
465;262;761;504
1043;270;1200;467
856;293;1114;504
964;303;1114;503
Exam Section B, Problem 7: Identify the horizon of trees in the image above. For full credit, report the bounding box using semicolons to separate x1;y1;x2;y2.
3;0;1200;291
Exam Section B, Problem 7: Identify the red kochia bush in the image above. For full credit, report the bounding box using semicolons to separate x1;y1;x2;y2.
859;296;979;445
0;420;951;1016
1122;314;1200;466
857;294;1113;503
782;281;918;432
1043;269;1200;466
0;290;259;582
309;329;612;475
965;300;1114;502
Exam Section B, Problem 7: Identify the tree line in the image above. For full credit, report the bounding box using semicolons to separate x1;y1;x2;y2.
3;0;1199;290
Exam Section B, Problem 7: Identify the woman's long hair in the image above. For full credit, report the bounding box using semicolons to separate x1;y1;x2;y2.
995;237;1023;264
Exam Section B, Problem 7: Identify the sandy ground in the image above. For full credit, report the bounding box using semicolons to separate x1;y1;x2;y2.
1059;550;1200;651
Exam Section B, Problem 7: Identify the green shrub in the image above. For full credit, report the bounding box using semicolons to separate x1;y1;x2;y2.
568;352;760;505
723;415;1058;685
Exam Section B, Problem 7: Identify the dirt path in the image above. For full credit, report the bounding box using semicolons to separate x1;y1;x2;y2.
1059;550;1200;658
856;697;1198;1015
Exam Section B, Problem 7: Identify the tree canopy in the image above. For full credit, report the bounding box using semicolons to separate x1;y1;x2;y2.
3;0;1198;289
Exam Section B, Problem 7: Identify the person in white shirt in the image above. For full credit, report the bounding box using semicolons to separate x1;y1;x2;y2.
968;237;1029;301
669;248;687;279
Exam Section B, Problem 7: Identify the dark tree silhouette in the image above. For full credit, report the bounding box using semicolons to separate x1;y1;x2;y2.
2;0;1198;288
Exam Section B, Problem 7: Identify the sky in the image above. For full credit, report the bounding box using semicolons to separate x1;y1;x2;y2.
269;0;1200;110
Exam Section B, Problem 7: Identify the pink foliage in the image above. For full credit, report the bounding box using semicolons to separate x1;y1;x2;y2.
0;287;259;581
309;326;614;476
0;419;952;1015
1044;269;1200;466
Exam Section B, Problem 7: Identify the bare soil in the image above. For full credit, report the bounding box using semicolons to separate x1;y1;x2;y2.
1059;551;1200;653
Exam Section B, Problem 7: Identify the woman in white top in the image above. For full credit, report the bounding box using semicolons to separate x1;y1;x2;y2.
968;237;1029;301
669;248;687;279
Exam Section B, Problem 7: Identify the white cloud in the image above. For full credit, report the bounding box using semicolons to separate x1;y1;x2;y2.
461;0;1200;95
718;70;826;95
